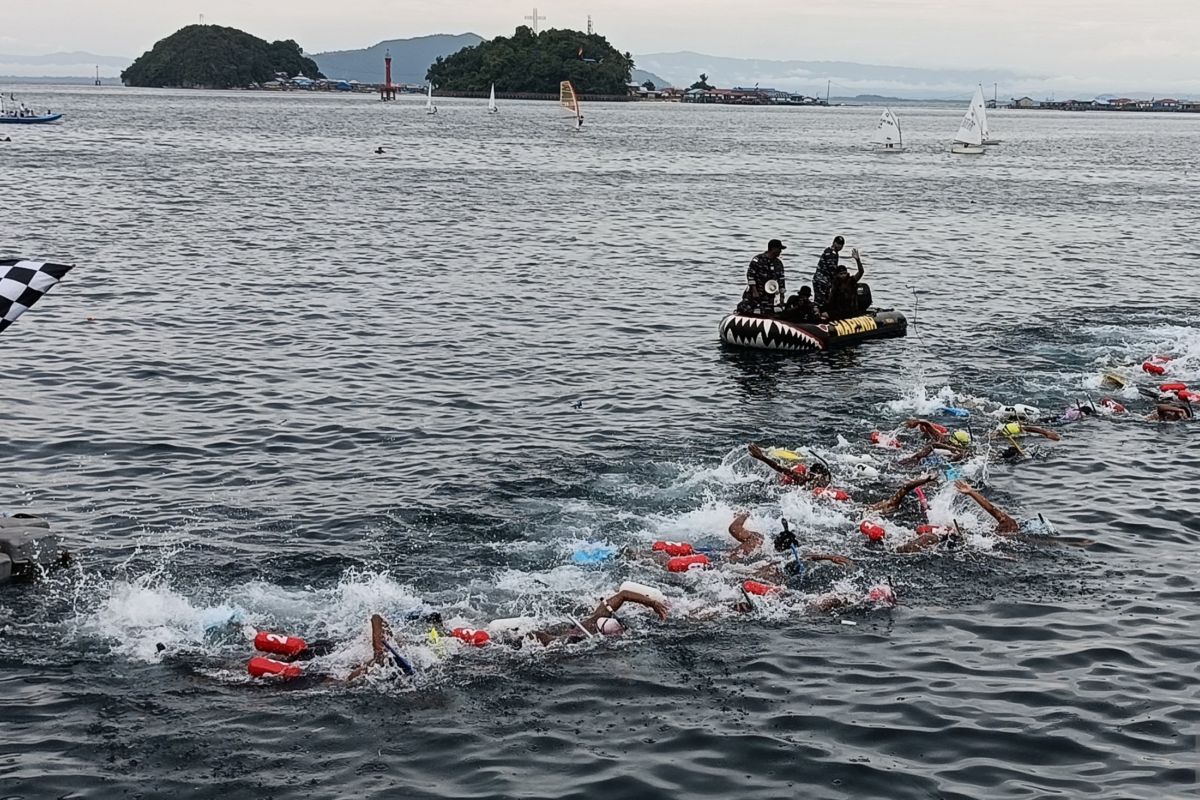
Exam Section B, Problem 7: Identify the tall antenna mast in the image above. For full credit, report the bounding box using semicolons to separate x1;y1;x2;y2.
587;15;593;35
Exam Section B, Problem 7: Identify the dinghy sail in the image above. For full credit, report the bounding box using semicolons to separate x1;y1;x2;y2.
974;85;999;144
560;80;583;128
488;83;498;114
872;107;903;151
951;103;984;154
426;83;437;115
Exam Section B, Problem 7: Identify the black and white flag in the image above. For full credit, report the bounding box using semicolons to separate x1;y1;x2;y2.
0;260;73;334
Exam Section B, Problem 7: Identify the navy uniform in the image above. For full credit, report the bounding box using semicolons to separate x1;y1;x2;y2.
813;246;839;308
736;240;786;317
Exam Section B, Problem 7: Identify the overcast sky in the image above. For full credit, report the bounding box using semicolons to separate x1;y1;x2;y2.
4;0;1199;89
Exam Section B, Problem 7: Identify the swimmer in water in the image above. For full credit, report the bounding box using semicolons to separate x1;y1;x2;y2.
727;512;851;567
747;443;833;487
1147;402;1192;422
866;474;939;515
530;587;668;646
158;613;419;683
374;146;386;154
734;582;897;614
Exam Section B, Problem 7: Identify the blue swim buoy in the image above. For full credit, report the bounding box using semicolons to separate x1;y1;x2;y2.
938;407;970;418
572;545;617;565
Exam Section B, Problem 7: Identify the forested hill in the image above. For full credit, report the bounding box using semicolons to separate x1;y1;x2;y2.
426;27;633;95
121;25;323;89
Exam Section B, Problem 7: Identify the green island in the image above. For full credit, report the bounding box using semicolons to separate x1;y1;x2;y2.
426;26;633;95
121;25;323;89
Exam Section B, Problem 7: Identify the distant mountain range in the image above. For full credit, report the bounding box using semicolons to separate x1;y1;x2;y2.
4;41;1195;99
634;51;1035;100
310;33;671;88
311;34;483;84
0;51;130;77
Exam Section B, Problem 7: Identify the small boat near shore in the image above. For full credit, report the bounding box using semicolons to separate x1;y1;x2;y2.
0;93;62;124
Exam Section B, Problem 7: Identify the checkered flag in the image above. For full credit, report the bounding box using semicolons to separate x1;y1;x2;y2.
0;260;73;334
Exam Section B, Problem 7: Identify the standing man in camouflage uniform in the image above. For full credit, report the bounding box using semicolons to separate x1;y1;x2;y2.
736;239;787;317
813;235;861;309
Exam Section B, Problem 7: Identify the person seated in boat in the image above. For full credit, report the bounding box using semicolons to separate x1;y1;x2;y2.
529;587;668;645
735;239;787;317
813;236;861;307
824;260;865;321
779;285;826;324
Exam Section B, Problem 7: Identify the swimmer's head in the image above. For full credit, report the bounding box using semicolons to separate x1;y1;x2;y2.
595;616;624;635
952;430;972;446
773;526;800;552
808;462;832;486
1001;422;1022;437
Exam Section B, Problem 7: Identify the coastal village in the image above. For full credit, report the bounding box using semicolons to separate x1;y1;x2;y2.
250;71;1200;113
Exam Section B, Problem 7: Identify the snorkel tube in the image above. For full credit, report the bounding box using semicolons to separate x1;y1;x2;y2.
382;640;415;676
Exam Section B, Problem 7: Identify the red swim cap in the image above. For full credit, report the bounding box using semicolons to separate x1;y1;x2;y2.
860;521;886;541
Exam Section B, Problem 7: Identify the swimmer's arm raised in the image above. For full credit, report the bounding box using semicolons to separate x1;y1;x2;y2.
591;590;668;621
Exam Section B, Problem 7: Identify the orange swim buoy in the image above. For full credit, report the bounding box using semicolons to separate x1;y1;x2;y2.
813;487;850;502
451;628;490;647
667;554;711;573
253;630;308;658
860;521;887;541
248;656;303;679
1142;362;1166;375
653;541;695;557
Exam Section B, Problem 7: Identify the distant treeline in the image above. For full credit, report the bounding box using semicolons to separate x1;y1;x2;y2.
121;25;323;89
426;26;633;96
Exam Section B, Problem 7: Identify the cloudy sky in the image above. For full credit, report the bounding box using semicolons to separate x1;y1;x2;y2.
3;0;1199;92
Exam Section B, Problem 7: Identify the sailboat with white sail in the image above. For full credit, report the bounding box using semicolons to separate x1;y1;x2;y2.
487;83;498;114
951;102;984;155
560;80;583;129
872;107;904;152
426;83;437;115
974;85;1000;145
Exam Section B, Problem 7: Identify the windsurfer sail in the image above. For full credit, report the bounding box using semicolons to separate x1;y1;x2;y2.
560;80;583;129
0;260;74;334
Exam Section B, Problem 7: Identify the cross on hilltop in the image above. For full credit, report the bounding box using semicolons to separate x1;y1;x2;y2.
524;7;546;33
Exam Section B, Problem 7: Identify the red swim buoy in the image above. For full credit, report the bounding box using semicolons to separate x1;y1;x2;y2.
930;423;949;436
1160;383;1188;393
779;464;808;485
248;656;303;679
253;630;308;658
915;524;949;535
1142;362;1166;375
1101;398;1126;414
667;554;711;573
653;541;695;557
813;487;851;502
1178;390;1199;403
451;628;490;647
743;580;780;596
860;521;887;541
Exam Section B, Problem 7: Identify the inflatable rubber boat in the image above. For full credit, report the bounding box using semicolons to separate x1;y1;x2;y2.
719;283;907;352
0;514;67;585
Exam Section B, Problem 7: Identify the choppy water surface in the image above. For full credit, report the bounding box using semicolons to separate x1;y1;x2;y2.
3;86;1199;799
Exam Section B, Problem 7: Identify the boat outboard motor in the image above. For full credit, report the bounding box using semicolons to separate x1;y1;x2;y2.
856;282;874;313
